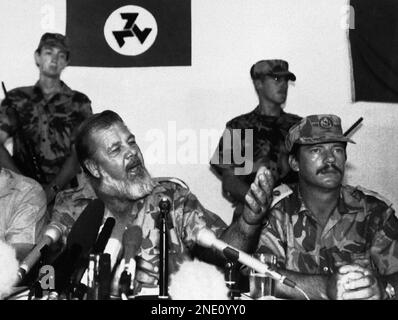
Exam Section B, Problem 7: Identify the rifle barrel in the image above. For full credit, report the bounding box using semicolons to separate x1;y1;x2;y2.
343;117;363;137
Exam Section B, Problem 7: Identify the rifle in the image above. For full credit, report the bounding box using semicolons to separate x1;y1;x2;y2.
343;117;363;137
1;81;46;183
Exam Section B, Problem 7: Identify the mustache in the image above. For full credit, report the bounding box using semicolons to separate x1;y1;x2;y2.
126;159;143;171
316;164;342;175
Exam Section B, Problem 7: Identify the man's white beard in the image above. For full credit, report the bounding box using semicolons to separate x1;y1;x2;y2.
98;165;155;201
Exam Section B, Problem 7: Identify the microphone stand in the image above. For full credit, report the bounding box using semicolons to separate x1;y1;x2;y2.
118;269;132;299
224;261;241;300
69;218;115;300
27;245;50;300
158;198;171;299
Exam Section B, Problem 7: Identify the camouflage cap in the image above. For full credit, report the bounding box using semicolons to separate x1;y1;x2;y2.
250;59;296;81
285;114;355;152
36;33;70;57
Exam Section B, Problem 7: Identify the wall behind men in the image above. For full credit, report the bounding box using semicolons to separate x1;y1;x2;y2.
0;0;397;224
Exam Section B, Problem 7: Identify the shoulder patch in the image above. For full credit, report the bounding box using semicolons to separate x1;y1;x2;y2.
270;184;293;208
154;177;190;191
354;185;393;208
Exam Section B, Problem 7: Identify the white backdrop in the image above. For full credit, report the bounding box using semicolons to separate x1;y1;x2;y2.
1;0;397;224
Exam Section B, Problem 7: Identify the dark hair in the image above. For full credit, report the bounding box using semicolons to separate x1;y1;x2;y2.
75;110;124;176
35;33;70;61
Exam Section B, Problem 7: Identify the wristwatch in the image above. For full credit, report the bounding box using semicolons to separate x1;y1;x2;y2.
385;283;396;300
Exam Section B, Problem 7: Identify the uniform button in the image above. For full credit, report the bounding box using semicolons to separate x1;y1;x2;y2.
42;139;46;142
323;267;329;273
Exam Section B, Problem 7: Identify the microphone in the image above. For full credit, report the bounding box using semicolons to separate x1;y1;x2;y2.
18;222;63;282
66;199;105;254
92;217;116;254
70;217;116;298
118;225;143;296
194;227;296;288
53;243;83;295
123;225;143;273
53;199;105;295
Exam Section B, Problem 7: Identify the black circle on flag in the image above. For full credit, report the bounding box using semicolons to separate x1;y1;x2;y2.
104;5;158;56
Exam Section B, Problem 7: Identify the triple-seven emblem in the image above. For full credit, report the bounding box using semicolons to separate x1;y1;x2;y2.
113;13;152;47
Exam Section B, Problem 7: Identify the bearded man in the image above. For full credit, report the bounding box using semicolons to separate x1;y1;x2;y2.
51;110;272;296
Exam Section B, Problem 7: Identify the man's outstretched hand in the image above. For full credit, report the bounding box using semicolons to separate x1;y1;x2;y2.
242;166;274;226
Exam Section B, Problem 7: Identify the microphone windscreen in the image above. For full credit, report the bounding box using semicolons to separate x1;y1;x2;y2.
0;241;19;299
159;197;171;213
67;199;105;254
53;243;83;292
122;225;143;262
56;200;104;293
169;259;229;300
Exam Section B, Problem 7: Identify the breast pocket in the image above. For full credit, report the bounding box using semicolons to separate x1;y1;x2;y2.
286;245;320;274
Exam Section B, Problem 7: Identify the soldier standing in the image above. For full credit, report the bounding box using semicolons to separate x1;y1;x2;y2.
210;59;301;221
0;33;92;204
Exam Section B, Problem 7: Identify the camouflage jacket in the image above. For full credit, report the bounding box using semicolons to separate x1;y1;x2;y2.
210;106;301;194
51;174;96;245
51;177;227;292
0;81;92;185
257;184;398;276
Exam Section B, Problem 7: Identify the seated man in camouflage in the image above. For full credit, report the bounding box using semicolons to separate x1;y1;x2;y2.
255;114;398;300
51;110;271;295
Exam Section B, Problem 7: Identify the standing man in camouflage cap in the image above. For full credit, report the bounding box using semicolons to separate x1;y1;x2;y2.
0;33;93;204
210;59;301;222
254;114;398;299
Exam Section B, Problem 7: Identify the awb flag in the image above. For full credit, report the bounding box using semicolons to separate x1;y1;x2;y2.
349;0;398;102
66;0;191;67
